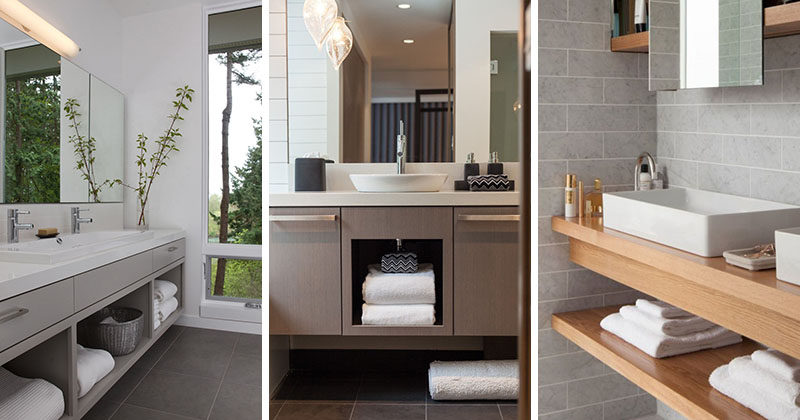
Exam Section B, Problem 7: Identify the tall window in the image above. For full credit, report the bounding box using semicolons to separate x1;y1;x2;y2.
204;5;262;302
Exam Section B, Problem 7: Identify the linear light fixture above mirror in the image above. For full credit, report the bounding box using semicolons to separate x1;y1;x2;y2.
0;0;79;58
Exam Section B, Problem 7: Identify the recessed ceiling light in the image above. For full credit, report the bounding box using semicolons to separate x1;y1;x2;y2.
403;39;415;44
397;3;411;9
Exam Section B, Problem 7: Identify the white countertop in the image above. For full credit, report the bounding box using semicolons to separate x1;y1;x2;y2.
269;191;520;207
0;229;185;301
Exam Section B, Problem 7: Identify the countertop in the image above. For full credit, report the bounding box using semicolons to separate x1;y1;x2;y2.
0;229;185;301
269;191;520;207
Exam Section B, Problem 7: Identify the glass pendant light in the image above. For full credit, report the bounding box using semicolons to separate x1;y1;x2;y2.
302;0;338;49
324;17;353;70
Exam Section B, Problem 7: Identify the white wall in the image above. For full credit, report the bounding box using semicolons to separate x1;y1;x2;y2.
269;0;289;192
59;60;90;203
453;0;518;162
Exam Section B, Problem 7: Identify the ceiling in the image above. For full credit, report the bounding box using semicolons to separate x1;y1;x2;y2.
0;19;33;48
108;0;234;18
342;0;452;72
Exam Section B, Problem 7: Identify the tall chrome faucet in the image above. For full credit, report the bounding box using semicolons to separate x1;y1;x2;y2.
71;207;92;234
7;209;33;243
396;120;407;174
634;152;656;190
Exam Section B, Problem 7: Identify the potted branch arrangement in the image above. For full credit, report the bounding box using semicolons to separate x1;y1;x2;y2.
64;99;116;202
111;85;194;229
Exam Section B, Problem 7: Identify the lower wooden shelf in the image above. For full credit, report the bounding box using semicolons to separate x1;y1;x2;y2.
611;31;648;53
552;306;765;420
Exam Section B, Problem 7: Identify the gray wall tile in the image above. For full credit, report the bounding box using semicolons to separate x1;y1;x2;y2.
539;272;568;301
568;106;639;132
541;404;604;420
539;160;569;187
783;139;800;171
723;70;781;103
539;329;570;358
658;106;698;132
540;49;568;76
568;0;610;23
539;216;568;245
604;395;658;420
539;105;567;132
538;244;577;273
674;133;723;163
540;132;604;159
539;295;604;329
604;132;657;158
567;373;639;407
604;79;656;105
568;159;635;186
540;77;605;104
539;188;565;216
657;131;675;158
539;20;607;50
723;135;781;169
698;164;750;196
698;105;750;134
751;169;800;205
539;0;568;20
764;34;800;70
569;51;639;77
568;270;628;297
538;352;606;385
752;104;800;136
539;383;568;414
660;158;698;188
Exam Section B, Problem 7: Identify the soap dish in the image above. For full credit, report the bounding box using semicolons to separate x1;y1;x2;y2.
723;245;776;271
35;232;59;239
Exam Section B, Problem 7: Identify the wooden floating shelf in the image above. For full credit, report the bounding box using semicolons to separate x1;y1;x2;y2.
611;3;800;53
552;306;765;420
551;216;800;361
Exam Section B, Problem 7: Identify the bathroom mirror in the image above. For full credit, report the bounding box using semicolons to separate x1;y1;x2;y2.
0;18;124;203
649;0;763;90
284;0;519;163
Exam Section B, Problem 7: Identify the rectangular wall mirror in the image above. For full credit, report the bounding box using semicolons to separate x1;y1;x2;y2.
0;18;124;203
649;0;764;90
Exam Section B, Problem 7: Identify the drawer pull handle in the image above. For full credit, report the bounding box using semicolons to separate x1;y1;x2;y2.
0;308;28;324
167;246;178;252
270;215;337;222
458;214;520;222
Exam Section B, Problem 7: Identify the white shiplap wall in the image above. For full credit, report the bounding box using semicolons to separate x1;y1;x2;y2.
269;0;289;192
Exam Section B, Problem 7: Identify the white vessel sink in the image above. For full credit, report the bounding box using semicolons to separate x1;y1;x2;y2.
349;173;448;192
603;188;800;257
0;230;155;264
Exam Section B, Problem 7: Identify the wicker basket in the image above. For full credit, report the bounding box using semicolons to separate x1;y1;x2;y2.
86;307;144;356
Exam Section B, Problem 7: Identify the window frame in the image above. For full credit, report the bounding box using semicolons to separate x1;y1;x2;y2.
201;0;263;305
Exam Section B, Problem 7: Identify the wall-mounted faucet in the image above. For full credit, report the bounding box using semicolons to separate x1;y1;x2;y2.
397;120;407;174
71;207;92;234
7;209;33;243
634;152;656;191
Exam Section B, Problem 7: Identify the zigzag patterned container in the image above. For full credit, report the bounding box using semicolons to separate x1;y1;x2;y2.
381;252;419;273
467;174;510;191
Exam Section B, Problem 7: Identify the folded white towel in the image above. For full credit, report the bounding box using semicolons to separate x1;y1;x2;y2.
361;303;435;325
362;263;435;304
156;297;179;322
600;313;741;358
619;305;716;336
76;344;115;398
428;360;518;400
710;364;800;420
0;367;64;420
153;280;178;303
753;349;800;383
635;299;692;319
729;355;800;407
154;317;161;330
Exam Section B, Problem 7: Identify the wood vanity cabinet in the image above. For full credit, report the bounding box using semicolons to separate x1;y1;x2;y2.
454;207;519;335
269;207;342;335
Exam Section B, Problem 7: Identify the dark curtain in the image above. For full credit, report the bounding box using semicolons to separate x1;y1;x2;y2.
371;102;452;163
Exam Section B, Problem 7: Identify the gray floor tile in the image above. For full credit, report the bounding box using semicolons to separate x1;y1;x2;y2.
209;382;262;420
356;373;426;403
111;404;199;420
351;404;425;420
269;402;283;420
81;397;120;420
275;403;353;420
285;378;360;403
223;353;261;387
499;404;517;420
103;366;149;403
153;334;235;379
133;326;184;370
235;333;262;356
427;404;503;420
125;370;220;419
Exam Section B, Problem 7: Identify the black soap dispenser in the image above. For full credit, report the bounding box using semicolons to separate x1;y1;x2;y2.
488;152;503;175
464;153;479;179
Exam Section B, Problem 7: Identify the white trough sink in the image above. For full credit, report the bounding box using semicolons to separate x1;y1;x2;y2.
349;173;448;192
0;230;154;264
603;188;800;257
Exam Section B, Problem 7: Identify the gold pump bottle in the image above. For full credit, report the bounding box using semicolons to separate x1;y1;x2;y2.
586;179;603;217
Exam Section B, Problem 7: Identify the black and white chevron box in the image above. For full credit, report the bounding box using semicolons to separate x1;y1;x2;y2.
381;252;419;273
466;174;511;191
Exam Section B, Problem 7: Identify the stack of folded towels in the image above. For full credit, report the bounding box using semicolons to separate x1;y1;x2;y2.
361;263;436;325
711;349;800;419
600;299;742;358
153;280;179;329
0;367;64;420
76;344;114;398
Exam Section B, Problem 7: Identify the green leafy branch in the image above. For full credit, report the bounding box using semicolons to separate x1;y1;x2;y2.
111;85;194;226
64;98;114;202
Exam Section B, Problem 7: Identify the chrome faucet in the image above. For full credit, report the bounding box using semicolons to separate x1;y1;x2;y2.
396;120;407;174
71;207;92;234
7;209;33;243
634;152;657;190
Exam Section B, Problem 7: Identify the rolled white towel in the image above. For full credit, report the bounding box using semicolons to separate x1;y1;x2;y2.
428;360;518;400
99;316;119;325
729;355;800;407
619;305;716;336
154;317;161;330
363;264;435;304
635;299;692;319
156;297;179;322
153;280;178;303
361;304;435;325
76;344;115;398
753;349;800;383
0;367;64;420
710;364;800;419
600;313;741;358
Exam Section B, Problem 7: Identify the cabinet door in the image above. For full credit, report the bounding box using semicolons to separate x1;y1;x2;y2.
269;207;341;335
454;207;519;335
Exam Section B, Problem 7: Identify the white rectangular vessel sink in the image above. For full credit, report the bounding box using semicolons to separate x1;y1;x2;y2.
349;173;448;192
603;188;800;257
0;230;155;264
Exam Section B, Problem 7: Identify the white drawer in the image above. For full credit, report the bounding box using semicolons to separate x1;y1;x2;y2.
0;279;74;352
154;239;185;271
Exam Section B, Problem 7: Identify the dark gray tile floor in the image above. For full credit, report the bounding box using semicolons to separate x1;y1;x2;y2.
271;371;517;420
83;325;262;420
